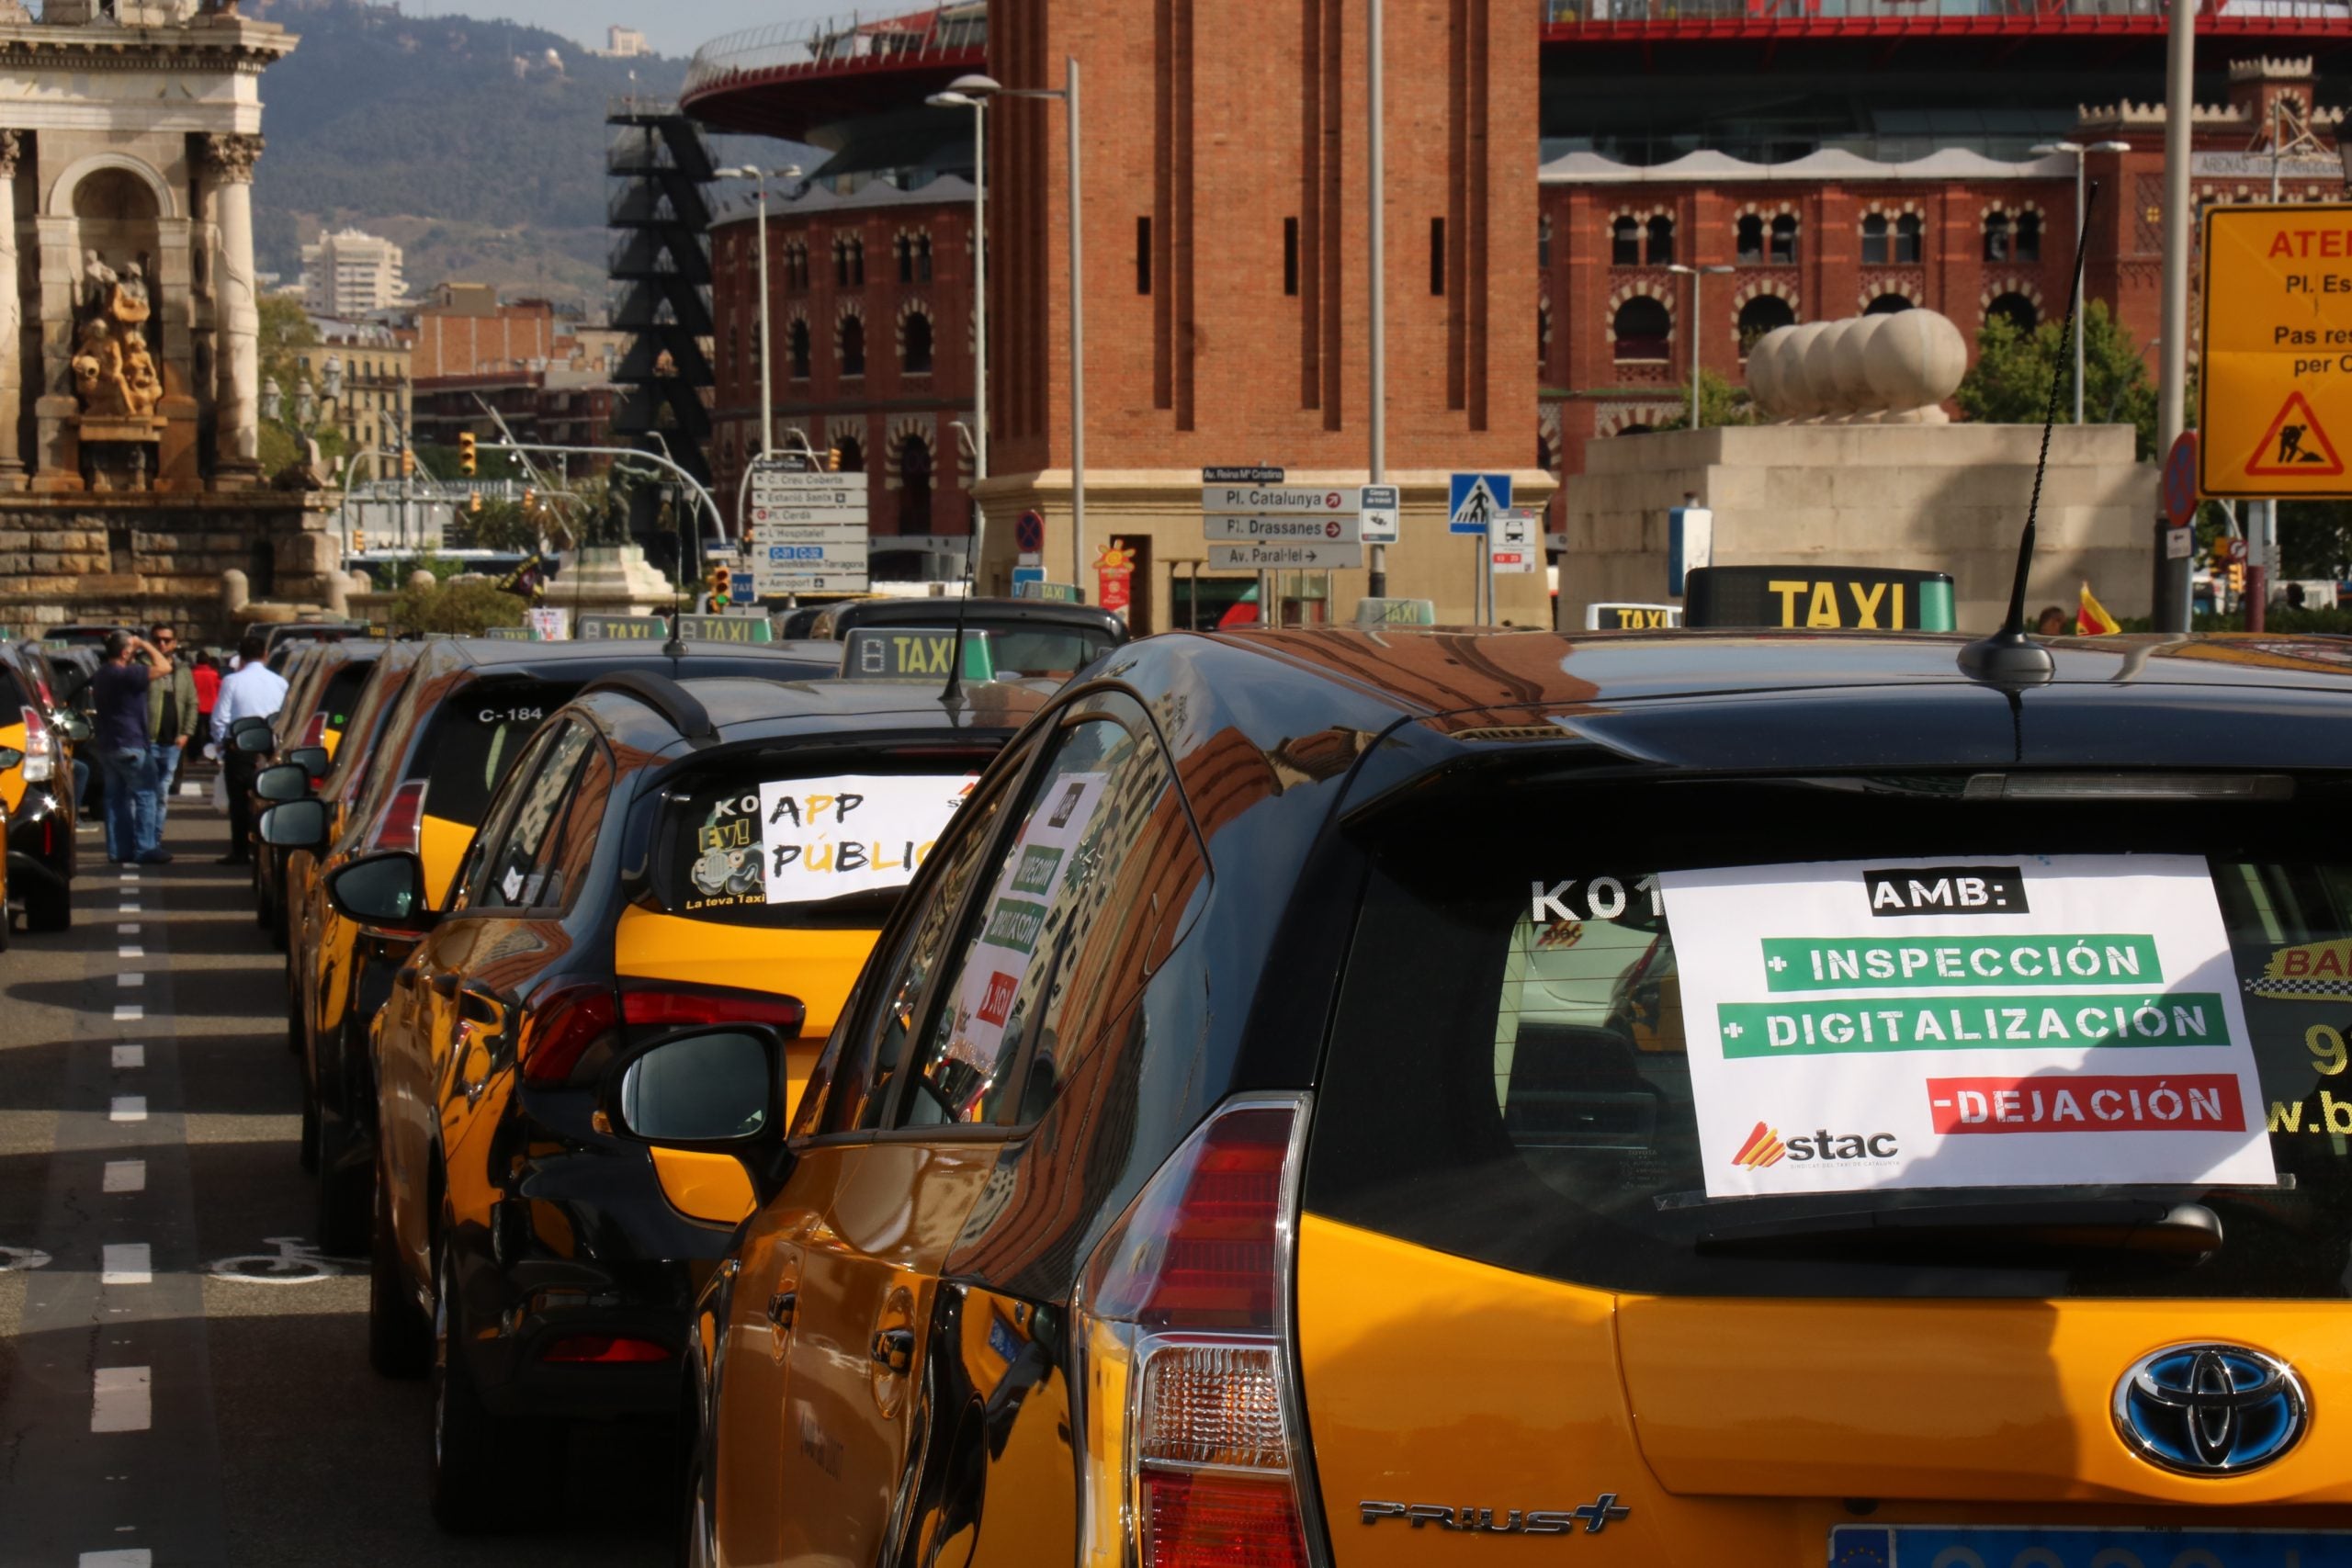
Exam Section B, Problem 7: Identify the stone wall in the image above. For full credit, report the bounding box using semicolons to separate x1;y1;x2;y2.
0;492;337;640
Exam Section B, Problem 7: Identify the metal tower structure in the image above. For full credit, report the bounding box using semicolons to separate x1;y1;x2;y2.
606;96;718;572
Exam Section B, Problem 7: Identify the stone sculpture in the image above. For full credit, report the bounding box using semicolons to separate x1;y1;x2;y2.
70;252;163;421
1746;309;1968;424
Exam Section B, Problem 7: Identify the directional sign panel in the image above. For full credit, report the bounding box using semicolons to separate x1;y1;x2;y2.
1203;514;1363;544
750;503;868;525
1208;541;1363;570
752;523;869;547
2200;203;2352;498
1200;484;1359;514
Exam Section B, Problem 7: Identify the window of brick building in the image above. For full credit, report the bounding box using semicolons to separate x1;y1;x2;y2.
1861;213;1890;265
1770;214;1799;265
902;310;934;376
835;434;865;472
788;320;811;379
2015;210;2042;263
1430;218;1446;296
1984;212;2012;263
1865;293;1915;316
1736;215;1765;264
840;314;866;378
784;242;808;291
1284;217;1300;297
897;434;932;532
1538;214;1552;269
1645;214;1676;265
1737;294;1795;355
1611;216;1639;266
1137;217;1152;295
1613;296;1670;363
1987;292;2038;333
836;236;865;288
1895;213;1923;265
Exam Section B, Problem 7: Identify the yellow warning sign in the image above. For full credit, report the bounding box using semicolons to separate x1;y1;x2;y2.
2201;203;2352;497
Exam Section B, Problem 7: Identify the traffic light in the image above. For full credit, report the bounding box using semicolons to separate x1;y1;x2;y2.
2230;562;2247;594
458;432;478;477
523;487;537;511
469;491;483;515
712;564;733;604
400;447;416;479
826;446;842;472
352;527;366;553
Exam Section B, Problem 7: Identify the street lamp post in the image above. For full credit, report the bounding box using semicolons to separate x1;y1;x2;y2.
944;65;1084;593
1665;264;1734;429
715;164;803;464
925;82;990;491
1368;0;1387;599
2031;140;2130;424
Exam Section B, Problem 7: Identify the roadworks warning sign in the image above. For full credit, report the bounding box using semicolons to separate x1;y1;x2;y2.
2201;204;2352;498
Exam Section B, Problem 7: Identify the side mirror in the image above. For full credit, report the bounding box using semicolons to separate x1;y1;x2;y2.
287;745;330;779
55;713;90;744
253;761;309;803
604;1026;783;1149
258;797;329;850
232;724;275;756
324;850;433;931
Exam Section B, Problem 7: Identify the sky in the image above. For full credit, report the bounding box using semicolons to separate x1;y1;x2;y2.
403;2;822;59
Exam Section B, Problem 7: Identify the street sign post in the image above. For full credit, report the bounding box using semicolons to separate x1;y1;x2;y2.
2199;204;2352;499
1358;484;1399;544
1202;515;1363;543
1448;472;1510;534
750;467;868;594
2163;431;2201;527
1206;541;1363;570
1489;511;1539;574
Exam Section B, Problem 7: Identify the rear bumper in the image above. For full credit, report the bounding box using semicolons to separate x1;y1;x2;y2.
7;791;72;889
462;1288;688;1421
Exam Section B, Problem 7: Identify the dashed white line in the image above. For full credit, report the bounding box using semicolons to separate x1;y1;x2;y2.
116;973;142;988
110;1045;143;1070
80;1551;152;1567
89;1367;150;1432
117;945;143;960
101;1244;152;1286
111;1005;142;1023
107;1097;146;1123
115;922;140;935
103;1160;145;1193
116;903;139;915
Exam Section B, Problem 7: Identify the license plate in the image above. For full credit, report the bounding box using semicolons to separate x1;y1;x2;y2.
1831;1525;2352;1568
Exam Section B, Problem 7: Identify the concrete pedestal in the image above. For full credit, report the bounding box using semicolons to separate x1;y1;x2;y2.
548;544;681;618
1558;423;2157;634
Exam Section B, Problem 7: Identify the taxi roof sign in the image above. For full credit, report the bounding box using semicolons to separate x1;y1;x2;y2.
2199;202;2352;499
841;626;996;683
1682;566;1955;631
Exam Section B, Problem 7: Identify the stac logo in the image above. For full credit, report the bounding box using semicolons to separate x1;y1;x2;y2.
1731;1122;1788;1168
1732;1122;1898;1169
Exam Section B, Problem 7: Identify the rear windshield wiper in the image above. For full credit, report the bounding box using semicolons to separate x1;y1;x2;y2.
1692;1198;2222;1261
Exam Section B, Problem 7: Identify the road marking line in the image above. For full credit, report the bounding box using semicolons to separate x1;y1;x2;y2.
116;923;139;936
117;903;139;915
111;1005;141;1022
89;1367;150;1432
117;945;143;959
116;973;141;988
110;1045;143;1070
101;1244;151;1286
103;1160;144;1193
108;1097;145;1123
80;1551;152;1567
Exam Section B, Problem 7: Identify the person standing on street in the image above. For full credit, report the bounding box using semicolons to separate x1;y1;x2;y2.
90;630;171;865
208;632;287;867
143;623;198;829
191;652;220;756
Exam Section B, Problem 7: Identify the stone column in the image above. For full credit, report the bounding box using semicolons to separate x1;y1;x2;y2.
0;132;26;491
200;131;263;490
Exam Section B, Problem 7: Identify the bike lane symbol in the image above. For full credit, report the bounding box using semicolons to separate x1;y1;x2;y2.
206;1236;346;1283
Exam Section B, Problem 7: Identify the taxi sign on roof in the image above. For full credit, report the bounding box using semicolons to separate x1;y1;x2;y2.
841;626;996;683
2199;203;2352;499
578;614;668;640
1683;566;1955;631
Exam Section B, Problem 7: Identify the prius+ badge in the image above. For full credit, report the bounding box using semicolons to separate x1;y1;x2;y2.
2113;1343;2309;1476
1360;1495;1631;1535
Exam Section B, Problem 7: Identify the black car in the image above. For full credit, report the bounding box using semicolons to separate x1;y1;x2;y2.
305;669;1048;1530
0;640;85;931
571;625;2352;1567
804;595;1128;679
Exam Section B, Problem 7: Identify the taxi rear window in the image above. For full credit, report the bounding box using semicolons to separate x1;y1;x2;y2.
311;663;372;733
653;749;990;927
1306;774;2352;1300
419;681;576;829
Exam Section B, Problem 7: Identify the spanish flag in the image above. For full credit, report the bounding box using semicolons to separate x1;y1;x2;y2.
2076;583;2122;636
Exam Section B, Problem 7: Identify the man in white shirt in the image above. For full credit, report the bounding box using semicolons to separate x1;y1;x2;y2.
209;632;289;865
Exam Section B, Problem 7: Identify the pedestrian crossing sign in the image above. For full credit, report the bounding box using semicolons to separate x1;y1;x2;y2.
1449;472;1511;535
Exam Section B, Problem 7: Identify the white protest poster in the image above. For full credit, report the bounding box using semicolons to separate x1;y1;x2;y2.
1658;855;2276;1197
757;775;979;903
929;772;1112;1110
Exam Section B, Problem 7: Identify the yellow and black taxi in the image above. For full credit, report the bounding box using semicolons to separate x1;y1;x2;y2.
314;661;1045;1531
0;637;82;932
585;624;2352;1568
263;635;839;1258
806;595;1129;680
250;637;382;948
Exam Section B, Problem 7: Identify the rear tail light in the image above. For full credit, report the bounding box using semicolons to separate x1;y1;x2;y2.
300;712;328;749
366;780;426;855
618;979;806;1037
1075;1098;1316;1568
19;705;52;784
518;981;619;1086
540;1333;670;1364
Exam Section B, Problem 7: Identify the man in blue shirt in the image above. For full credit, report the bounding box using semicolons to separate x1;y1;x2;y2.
90;630;172;864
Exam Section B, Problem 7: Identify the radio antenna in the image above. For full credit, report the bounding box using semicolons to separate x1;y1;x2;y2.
941;513;979;710
1958;181;2100;688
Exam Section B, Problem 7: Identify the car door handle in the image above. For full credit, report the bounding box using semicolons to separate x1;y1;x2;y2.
869;1326;914;1372
767;1291;797;1329
426;972;459;998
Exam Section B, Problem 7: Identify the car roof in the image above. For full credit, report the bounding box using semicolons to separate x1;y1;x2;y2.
572;672;1054;757
818;596;1127;637
411;636;840;682
1099;627;2352;783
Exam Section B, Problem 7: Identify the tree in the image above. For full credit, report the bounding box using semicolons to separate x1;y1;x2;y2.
386;576;525;637
1653;370;1758;433
255;295;350;475
1954;301;2159;460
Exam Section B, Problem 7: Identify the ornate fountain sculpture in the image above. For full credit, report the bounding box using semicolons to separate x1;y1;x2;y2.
70;250;166;490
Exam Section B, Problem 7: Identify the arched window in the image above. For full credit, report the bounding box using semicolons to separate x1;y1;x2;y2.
784;242;808;291
840;313;866;378
1645;214;1676;265
2015;210;2042;263
1611;216;1640;266
1736;215;1766;265
1538;300;1552;374
835;434;865;472
836;236;865;287
1617;423;1656;437
1894;213;1924;265
1770;214;1799;265
916;234;933;282
788;319;811;379
1987;292;2038;333
1737;294;1795;355
1538;214;1552;269
896;233;915;283
902;310;934;375
1984;212;2013;263
1612;296;1671;363
897;433;933;533
1865;293;1915;316
1539;431;1555;471
1860;214;1890;266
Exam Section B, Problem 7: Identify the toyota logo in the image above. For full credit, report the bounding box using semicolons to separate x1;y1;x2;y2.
2112;1343;2308;1475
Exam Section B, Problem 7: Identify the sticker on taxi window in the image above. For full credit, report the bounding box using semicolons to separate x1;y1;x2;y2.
681;773;978;911
2247;937;2352;1000
1660;854;2277;1198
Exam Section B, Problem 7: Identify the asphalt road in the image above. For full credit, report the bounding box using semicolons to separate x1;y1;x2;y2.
0;805;672;1566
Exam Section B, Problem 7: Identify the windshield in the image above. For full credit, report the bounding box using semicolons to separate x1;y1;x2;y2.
418;682;578;828
1306;776;2352;1299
